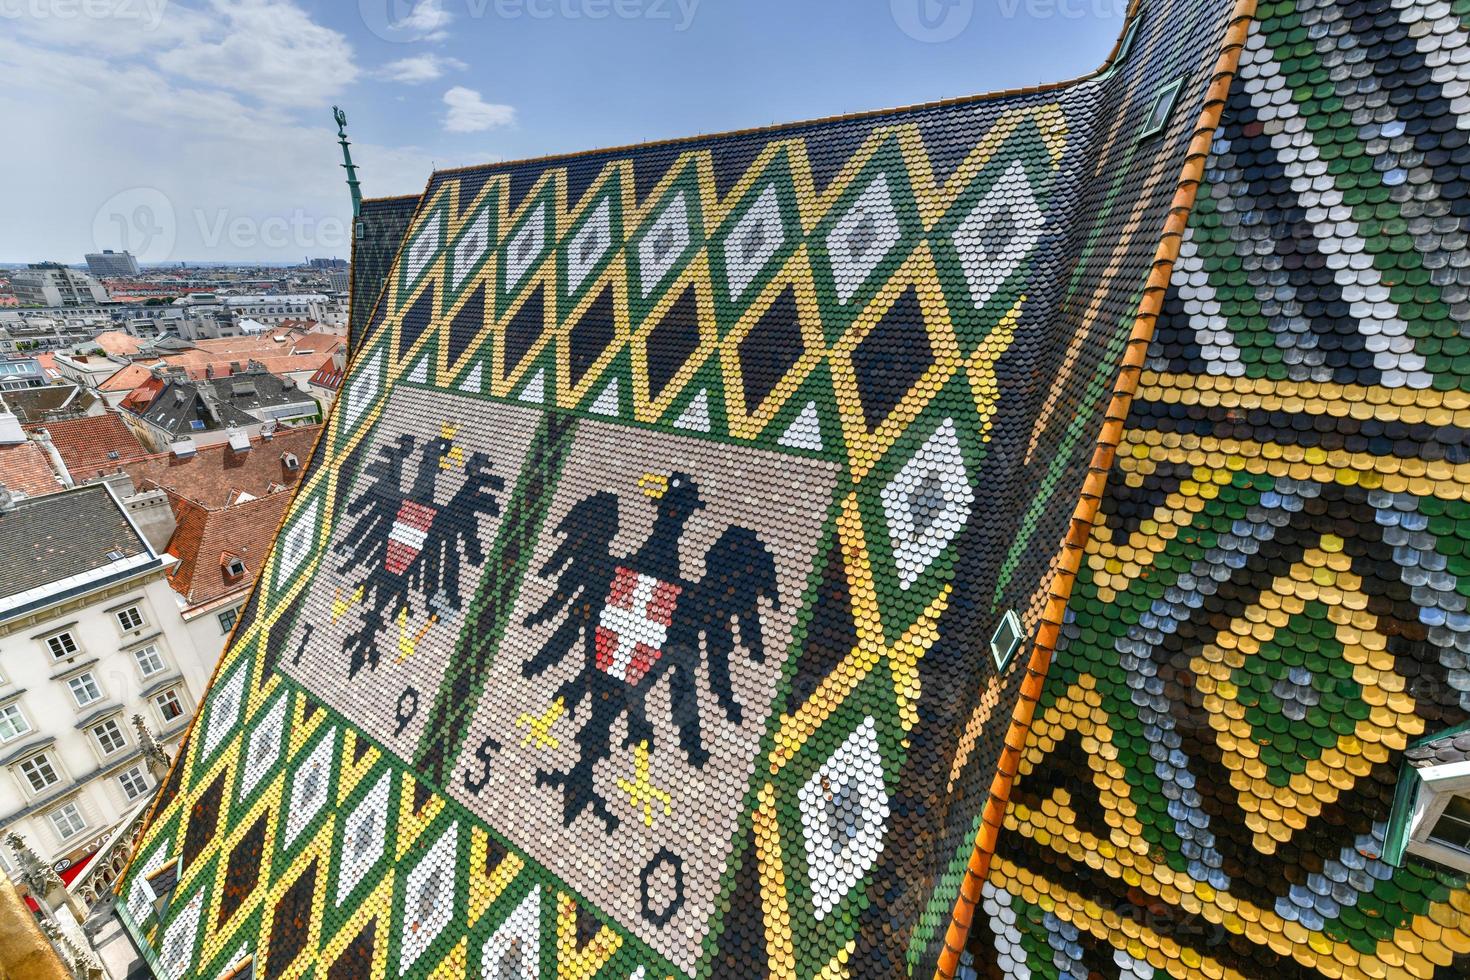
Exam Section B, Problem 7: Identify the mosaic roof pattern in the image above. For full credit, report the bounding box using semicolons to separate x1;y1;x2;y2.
970;1;1470;978
110;1;1330;977
351;195;421;351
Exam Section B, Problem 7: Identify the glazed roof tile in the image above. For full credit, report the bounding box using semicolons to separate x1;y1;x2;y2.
120;3;1470;979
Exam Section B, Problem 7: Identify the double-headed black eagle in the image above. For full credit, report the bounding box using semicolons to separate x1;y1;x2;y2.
521;471;780;830
336;429;504;677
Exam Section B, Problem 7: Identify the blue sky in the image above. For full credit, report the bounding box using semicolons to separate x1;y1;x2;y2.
0;0;1126;264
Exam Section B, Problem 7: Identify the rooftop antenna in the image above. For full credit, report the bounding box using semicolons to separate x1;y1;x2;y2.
333;105;363;219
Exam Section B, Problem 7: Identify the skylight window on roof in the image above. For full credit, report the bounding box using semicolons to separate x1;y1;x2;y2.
1113;16;1141;66
1139;78;1183;140
991;610;1023;672
1429;795;1470;853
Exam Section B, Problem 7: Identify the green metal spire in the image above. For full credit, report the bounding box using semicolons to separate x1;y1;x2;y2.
333;105;363;219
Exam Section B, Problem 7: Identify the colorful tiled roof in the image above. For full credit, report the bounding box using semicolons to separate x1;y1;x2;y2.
972;1;1470;978
350;195;421;349
24;412;149;482
114;1;1470;978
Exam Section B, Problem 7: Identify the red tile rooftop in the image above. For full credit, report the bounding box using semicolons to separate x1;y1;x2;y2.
23;412;150;483
163;490;292;609
99;362;155;393
0;440;64;497
122;425;320;508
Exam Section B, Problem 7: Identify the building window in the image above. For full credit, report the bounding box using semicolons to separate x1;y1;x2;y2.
67;672;103;708
93;719;127;755
48;802;87;841
1387;741;1470;875
1139;77;1184;141
218;607;239;634
1428;794;1470;852
990;610;1024;673
45;631;79;659
154;688;184;723
133;644;166;677
18;753;60;793
116;605;145;631
118;766;151;801
0;703;30;742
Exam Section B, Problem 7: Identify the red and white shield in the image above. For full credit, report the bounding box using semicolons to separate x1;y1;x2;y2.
594;565;682;685
386;500;436;575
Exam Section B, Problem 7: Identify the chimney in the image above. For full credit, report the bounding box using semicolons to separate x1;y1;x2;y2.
31;429;74;488
0;412;24;445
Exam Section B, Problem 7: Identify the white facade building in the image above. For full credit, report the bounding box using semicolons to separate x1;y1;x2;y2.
0;484;212;873
221;294;330;326
10;264;109;308
84;251;141;277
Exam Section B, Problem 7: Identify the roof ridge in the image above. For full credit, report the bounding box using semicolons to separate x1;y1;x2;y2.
934;0;1262;973
427;0;1147;182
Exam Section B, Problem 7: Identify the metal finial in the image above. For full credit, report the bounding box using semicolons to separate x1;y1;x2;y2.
333;105;363;219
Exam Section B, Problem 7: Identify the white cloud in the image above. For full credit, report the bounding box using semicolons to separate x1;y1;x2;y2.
0;2;478;262
393;0;453;41
442;87;515;133
380;54;466;84
155;0;359;108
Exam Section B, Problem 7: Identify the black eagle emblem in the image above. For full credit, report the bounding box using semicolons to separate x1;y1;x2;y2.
335;428;504;678
521;472;780;830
